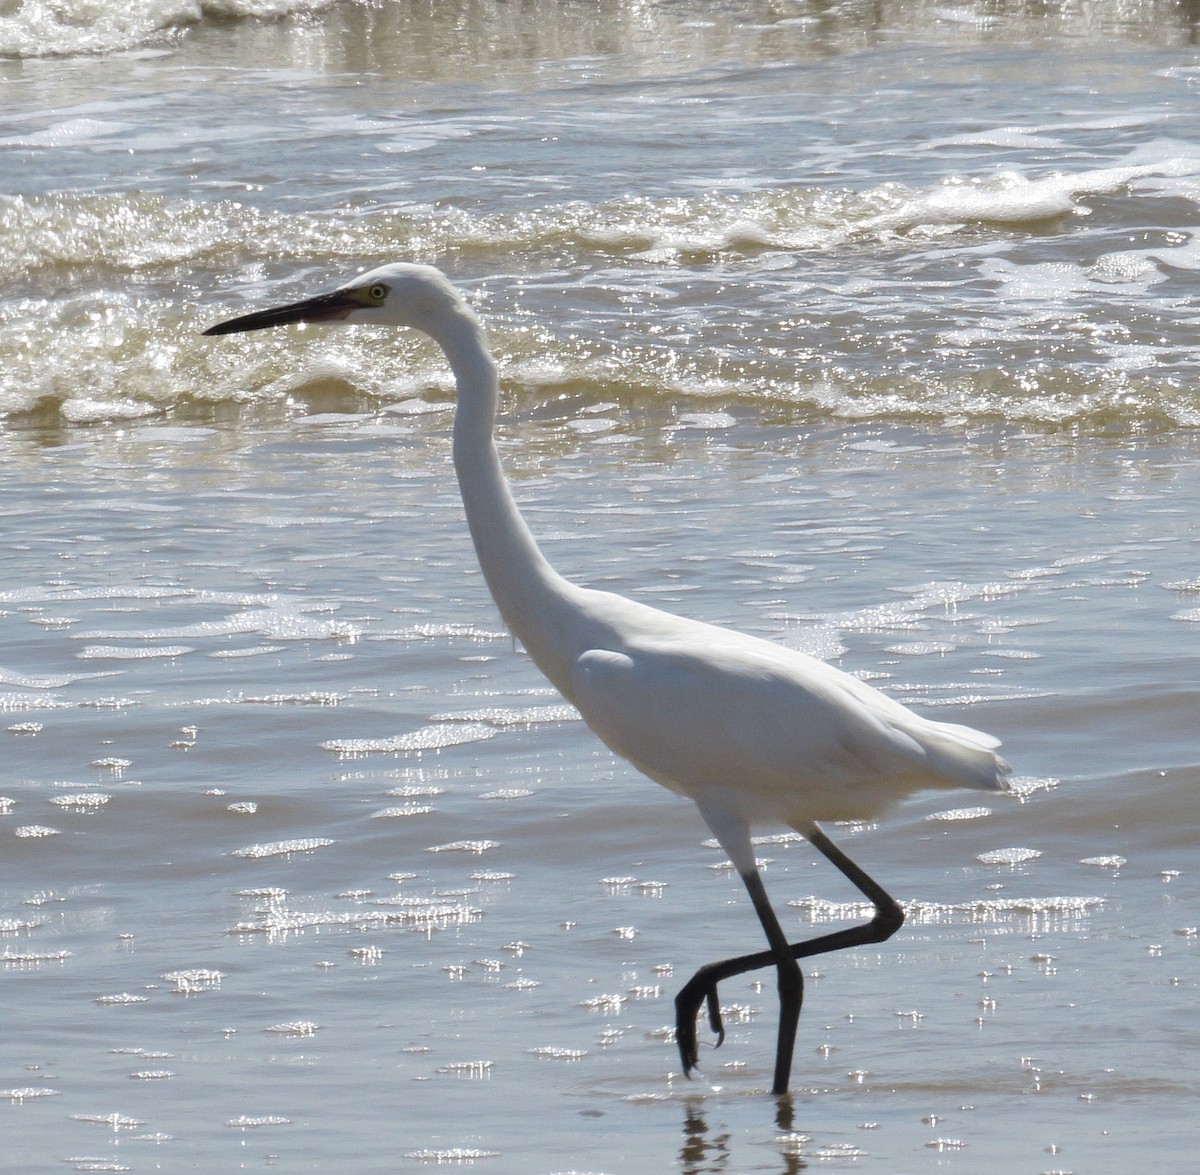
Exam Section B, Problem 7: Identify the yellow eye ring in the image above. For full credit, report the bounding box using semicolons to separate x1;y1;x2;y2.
368;283;388;302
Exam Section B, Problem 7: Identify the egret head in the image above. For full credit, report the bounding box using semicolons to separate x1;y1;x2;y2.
203;262;469;338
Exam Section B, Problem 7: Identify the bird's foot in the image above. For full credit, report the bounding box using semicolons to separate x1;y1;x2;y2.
674;971;726;1078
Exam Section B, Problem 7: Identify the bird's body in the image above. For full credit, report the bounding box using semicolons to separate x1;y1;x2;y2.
205;262;1011;1096
574;621;1005;828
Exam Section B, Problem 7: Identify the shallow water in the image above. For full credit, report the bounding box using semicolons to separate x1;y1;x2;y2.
2;3;1199;1173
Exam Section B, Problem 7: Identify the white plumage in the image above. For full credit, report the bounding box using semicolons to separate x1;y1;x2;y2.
205;262;1011;1096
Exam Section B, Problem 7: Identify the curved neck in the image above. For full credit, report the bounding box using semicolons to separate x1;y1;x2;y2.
436;308;582;694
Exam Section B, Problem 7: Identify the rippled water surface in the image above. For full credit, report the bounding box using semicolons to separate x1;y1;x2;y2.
2;3;1199;1173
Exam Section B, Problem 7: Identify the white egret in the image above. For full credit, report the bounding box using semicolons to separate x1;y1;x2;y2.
204;263;1012;1096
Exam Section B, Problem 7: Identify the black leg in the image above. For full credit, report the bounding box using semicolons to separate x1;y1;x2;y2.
675;821;905;1095
743;867;804;1096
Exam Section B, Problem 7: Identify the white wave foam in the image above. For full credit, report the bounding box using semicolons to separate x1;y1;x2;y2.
789;895;1103;924
0;117;134;147
320;723;498;756
0;1;197;58
160;967;223;993
77;644;194;660
230;837;334;859
925;806;992;822
74;603;359;644
0;667;108;689
429;704;579;726
0;585;188;604
0;0;339;59
7;153;1194;283
229;895;481;937
862;157;1200;235
931;127;1065;150
5;153;1200;429
976;846;1042;865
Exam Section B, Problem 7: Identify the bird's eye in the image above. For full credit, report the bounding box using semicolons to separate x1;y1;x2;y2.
367;283;388;302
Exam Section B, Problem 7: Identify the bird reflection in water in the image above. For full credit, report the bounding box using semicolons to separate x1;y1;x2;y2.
678;1095;808;1174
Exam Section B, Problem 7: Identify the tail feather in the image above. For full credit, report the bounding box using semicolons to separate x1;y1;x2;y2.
922;719;1012;793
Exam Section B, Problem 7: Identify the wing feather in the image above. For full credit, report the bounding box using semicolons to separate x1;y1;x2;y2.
571;632;1008;824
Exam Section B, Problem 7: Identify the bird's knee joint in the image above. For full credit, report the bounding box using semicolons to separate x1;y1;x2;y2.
874;899;905;941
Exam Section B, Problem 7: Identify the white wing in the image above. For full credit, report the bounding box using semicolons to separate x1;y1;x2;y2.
571;629;1009;826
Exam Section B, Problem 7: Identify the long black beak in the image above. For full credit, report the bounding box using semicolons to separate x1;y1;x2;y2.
203;288;361;336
